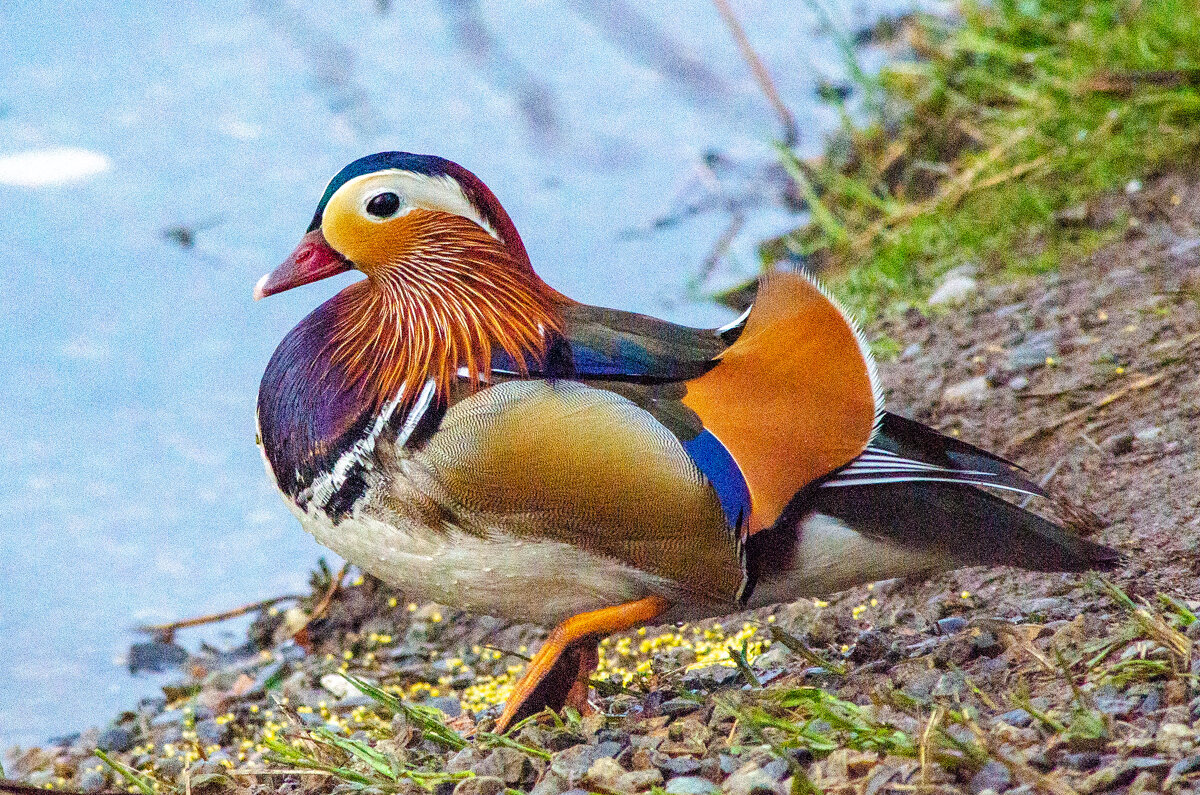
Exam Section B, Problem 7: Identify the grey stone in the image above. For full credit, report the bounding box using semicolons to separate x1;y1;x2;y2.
1135;426;1163;443
614;768;664;791
452;776;505;795
659;756;702;776
155;755;185;780
446;747;485;774
585;757;625;788
928;274;978;307
194;718;229;746
931;672;967;699
1023;597;1066;618
1094;689;1135;718
969;761;1011;794
127;640;187;674
660;697;701;718
1063;752;1101;771
998;709;1032;728
972;629;1002;656
319;673;354;698
96;725;134;753
942;376;989;404
723;768;785;795
936;616;968;635
759;758;790;780
472;748;530;784
529;771;568;795
682;664;740;689
1138;688;1162;715
427;695;463;717
551;741;622;781
1169;237;1200;263
77;766;109;793
1165;754;1200;787
1006;330;1059;371
664;776;720;795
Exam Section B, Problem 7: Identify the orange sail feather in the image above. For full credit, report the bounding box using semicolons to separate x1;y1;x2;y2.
682;273;878;532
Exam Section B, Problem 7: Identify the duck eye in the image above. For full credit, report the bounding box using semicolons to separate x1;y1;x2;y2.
366;192;401;218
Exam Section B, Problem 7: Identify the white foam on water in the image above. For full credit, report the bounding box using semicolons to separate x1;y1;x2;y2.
0;147;112;186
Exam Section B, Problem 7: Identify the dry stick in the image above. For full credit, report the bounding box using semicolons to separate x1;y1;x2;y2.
712;0;798;146
140;595;304;640
1005;371;1167;454
849;127;1032;254
299;562;352;632
918;706;944;789
971;154;1049;192
1019;456;1065;509
697;212;746;285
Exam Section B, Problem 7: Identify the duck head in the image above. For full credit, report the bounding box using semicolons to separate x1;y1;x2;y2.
254;152;537;300
255;153;564;506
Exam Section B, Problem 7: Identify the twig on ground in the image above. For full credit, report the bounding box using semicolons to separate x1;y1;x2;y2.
298;562;352;633
1005;371;1168;453
1086;68;1200;95
140;595;304;642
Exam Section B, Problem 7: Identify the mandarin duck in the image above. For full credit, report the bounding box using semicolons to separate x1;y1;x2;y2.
255;152;1119;731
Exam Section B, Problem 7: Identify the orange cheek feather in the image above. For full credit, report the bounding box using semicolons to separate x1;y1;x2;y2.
322;208;417;273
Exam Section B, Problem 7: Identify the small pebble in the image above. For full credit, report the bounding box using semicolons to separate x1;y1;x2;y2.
936;616;968;635
969;760;1011;794
665;776;720;795
998;709;1032;728
194;719;229;746
77;767;109;793
453;776;505;795
1134;426;1162;443
319;673;354;698
942;376;990;404
928;274;978;307
659;697;700;718
96;726;133;753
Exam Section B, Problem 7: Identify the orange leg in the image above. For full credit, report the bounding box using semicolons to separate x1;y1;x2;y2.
495;596;669;733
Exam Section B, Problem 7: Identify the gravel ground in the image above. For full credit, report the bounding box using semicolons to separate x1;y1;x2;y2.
5;174;1200;795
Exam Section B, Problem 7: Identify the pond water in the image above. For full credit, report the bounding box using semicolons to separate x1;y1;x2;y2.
0;0;911;747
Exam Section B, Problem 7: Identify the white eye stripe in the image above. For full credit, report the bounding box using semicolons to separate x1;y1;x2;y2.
336;170;500;240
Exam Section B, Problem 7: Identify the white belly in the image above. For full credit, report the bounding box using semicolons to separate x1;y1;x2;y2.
295;504;677;627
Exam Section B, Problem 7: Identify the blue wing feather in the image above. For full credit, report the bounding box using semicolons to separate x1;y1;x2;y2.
682;429;751;532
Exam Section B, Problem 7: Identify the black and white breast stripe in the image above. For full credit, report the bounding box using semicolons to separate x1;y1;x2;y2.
302;378;438;521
